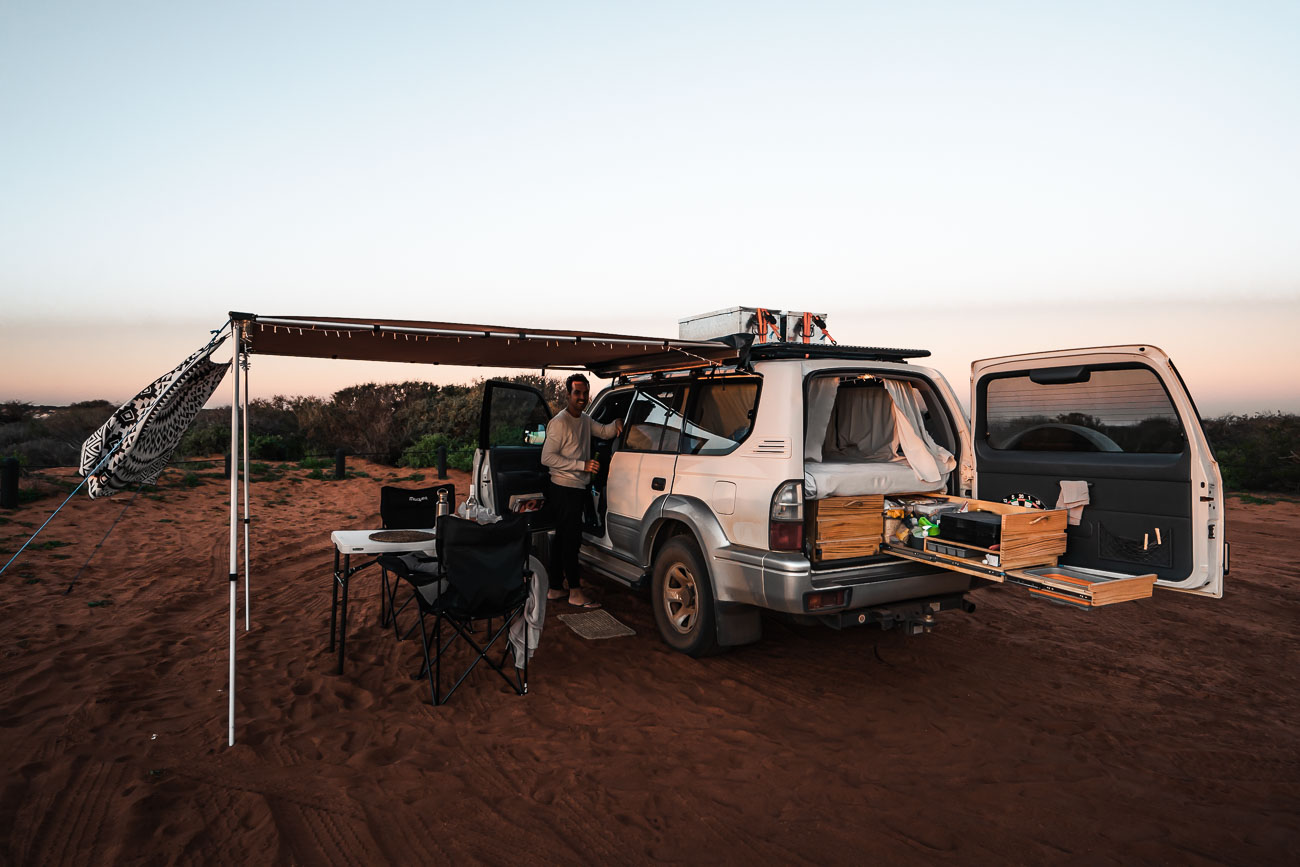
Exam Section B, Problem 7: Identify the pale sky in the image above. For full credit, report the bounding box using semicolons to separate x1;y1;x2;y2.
2;1;1298;416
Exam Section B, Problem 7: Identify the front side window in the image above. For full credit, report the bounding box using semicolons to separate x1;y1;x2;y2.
623;385;689;453
680;378;760;455
985;365;1184;454
591;389;633;427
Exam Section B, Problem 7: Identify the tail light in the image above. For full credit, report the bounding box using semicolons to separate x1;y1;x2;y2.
769;480;804;551
805;590;846;611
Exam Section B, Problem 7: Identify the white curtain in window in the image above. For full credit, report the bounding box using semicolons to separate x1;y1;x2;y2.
883;380;955;484
804;376;839;461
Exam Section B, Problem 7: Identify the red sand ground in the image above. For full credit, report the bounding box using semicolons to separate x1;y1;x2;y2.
0;461;1296;865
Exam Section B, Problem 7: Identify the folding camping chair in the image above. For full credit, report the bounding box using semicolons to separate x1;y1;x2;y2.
398;513;533;706
377;483;453;638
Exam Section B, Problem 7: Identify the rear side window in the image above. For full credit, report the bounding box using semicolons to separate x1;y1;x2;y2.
680;378;760;455
624;385;689;453
984;365;1184;454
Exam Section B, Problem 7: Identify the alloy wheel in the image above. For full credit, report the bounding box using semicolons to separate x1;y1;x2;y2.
663;562;698;634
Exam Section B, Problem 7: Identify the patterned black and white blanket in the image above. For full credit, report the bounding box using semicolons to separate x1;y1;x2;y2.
80;337;231;499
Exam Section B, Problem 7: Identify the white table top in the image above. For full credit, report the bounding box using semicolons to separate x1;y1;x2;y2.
331;528;438;555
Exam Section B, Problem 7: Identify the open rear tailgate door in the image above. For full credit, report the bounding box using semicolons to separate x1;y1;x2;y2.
970;345;1224;598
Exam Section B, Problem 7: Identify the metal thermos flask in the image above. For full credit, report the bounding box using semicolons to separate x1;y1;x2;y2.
436;488;450;519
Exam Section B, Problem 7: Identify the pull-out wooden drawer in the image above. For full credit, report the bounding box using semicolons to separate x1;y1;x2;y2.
881;544;1157;607
1005;565;1157;607
904;494;1069;570
810;495;884;562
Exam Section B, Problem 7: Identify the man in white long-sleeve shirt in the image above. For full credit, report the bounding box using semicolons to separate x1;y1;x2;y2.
541;373;623;608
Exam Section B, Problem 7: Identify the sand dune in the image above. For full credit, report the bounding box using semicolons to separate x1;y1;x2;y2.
1;461;1296;864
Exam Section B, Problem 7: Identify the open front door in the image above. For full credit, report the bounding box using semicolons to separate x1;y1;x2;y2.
475;381;555;529
971;345;1224;598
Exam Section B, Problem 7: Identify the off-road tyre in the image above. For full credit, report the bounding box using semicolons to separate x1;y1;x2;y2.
651;536;719;657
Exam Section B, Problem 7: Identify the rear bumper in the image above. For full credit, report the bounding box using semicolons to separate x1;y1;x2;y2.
711;545;972;614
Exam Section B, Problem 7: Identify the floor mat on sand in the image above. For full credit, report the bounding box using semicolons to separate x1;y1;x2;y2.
557;609;635;639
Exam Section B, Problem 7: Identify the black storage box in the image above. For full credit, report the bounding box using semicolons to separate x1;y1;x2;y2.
937;510;1002;548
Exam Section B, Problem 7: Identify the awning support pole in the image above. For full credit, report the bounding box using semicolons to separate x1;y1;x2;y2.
228;323;241;747
242;345;251;631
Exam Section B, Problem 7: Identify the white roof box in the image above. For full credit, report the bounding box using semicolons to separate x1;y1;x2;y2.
678;306;831;344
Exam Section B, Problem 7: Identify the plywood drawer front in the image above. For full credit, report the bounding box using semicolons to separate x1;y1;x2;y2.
816;495;884;517
815;538;882;560
816;513;884;536
1000;508;1068;542
815;495;884;535
811;495;884;562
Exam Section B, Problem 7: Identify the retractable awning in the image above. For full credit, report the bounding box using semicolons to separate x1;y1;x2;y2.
237;313;747;376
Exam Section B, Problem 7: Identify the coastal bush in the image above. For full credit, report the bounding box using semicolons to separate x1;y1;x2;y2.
1203;412;1300;494
8;438;76;469
248;433;304;461
400;433;476;472
178;420;230;457
0;401;35;425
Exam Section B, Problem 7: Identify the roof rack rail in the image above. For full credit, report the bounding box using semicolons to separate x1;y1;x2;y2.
615;364;750;385
747;343;930;362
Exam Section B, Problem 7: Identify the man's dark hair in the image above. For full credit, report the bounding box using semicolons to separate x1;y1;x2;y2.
565;373;590;394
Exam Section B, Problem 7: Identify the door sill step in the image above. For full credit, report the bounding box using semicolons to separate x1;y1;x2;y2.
579;545;646;587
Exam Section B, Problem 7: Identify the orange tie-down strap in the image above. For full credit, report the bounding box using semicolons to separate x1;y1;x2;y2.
1026;585;1093;607
1034;572;1094;587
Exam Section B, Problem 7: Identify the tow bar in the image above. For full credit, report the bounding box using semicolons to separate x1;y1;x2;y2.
827;593;975;635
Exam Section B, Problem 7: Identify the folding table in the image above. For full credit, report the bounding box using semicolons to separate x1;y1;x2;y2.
330;529;437;675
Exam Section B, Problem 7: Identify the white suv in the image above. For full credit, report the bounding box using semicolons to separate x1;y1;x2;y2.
472;341;1225;656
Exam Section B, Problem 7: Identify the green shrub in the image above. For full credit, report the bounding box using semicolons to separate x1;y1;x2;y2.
1203;413;1300;494
249;433;305;461
178;421;231;457
400;433;452;467
9;438;76;468
400;434;478;473
448;442;475;471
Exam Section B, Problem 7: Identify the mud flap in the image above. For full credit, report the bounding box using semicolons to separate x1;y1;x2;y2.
715;602;762;647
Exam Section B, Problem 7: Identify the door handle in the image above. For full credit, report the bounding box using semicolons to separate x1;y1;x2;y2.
651;477;666;491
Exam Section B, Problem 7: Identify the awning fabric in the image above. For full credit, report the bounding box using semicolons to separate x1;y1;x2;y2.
239;314;745;377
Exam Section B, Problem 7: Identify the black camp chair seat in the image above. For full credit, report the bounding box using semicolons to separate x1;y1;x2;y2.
397;513;533;706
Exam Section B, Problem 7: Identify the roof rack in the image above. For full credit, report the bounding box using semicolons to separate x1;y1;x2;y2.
591;335;931;378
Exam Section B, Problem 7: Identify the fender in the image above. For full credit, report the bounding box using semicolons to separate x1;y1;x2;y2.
638;493;767;607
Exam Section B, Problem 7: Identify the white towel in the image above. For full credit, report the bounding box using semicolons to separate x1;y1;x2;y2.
508;554;548;668
1056;480;1090;526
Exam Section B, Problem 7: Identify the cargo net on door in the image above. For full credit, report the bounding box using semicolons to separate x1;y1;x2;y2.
1099;524;1172;569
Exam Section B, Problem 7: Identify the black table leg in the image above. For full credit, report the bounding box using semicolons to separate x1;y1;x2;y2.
337;553;350;675
329;547;340;652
